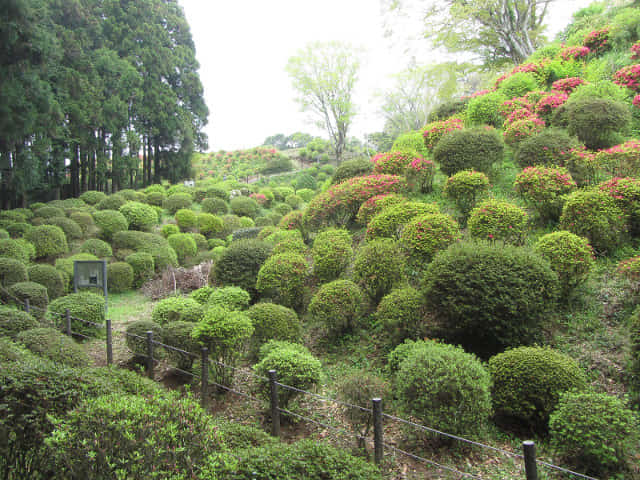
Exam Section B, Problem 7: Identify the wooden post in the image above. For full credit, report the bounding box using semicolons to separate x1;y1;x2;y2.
65;308;72;336
269;370;280;438
106;319;113;365
372;398;384;466
145;330;154;379
523;440;538;480
24;298;30;313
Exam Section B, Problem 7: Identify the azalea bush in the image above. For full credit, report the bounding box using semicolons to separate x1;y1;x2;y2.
583;27;611;54
405;156;435;193
551;77;586;94
514;166;577;221
308;280;363;336
355;193;405;226
468;199;528;245
560;45;590;61
598;177;640;235
443;170;490;222
632;40;640;60
503;116;545;147
465;91;507;128
613;64;640;91
371;151;412;175
433;127;505;176
558;147;599;187
311;228;352;282
535;91;569;122
256;253;308;309
422;117;464;151
366;201;439;240
400;213;461;265
596;140;640;178
514;128;576;169
353;239;406;303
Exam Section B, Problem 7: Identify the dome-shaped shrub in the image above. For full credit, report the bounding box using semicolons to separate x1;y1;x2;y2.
33;205;64;218
220;214;243;237
366;201;439;240
503;116;546;147
79;238;112;258
92;210;128;241
230;196;260;219
119;202;157;231
189;286;214;305
535;231;594;297
405;156;435;193
208;286;250;311
371;151;412;175
107;262;134;293
79;190;107;205
6;222;32;238
27;264;65;300
422;117;464;151
567;97;631;150
8;282;48;318
488;346;588;430
145;191;166;207
308;280;363;335
26;225;68;259
256;253;308;309
16;327;88;367
355;194;406;226
376;287;424;347
560;189;627;254
161;224;180;238
163;193;192;214
311;229;352;282
211;239;272;297
394;340;492;437
443;169;490;222
246;302;302;355
423;242;559;356
45;216;83;241
167;233;197;265
514;166;577;221
284;194;303;210
468;199;528;244
197;213;223;238
400;213;460;265
272;235;308;256
295;188;316;202
497;72;539;98
205;186;230;201
0;258;28;289
95;194;127;211
151;296;204;325
330;158;374;185
162;321;200;370
201;197;228;215
598;176;640;236
48;292;106;337
466;91;507;128
175;208;197;231
125;319;163;358
353;239;406;303
393;130;429;158
433;127;505;176
0;306;39;339
0;238;30;264
514;128;577;169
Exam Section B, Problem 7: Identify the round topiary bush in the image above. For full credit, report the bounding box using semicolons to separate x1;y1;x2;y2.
246;302;302;355
8;282;48;318
514;128;578;169
163;193;192;214
0;306;40;339
311;229;352;282
208;286;251;311
488;346;588;431
220;214;243;237
0;258;28;288
514;166;577;221
376;287;425;347
534;231;594;297
125;319;163;358
211;239;272;297
33;205;64;218
331;158;374;185
355;193;406;226
167;233;197;265
48;292;106;337
433;127;505;176
16;327;88;367
466;91;507;128
0;238;31;264
366;201;439;240
598;176;640;236
93;209;128;242
197;213;223;238
95;193;127;211
162;321;200;370
423;242;559;357
371;151;413;175
6;222;32;239
205;185;230;201
118;201;157;231
308;280;363;336
175;208;198;231
443;169;490;222
405;156;436;193
549;392;638;476
201;197;228;215
26;225;68;259
467;199;528;245
151;296;204;325
79;238;112;258
256;253;308;309
27;264;65;300
498;72;539;98
567;97;631;150
559;189;627;254
254;343;322;408
79;190;107;205
400;213;461;265
394;340;492;437
353;239;406;303
106;262;134;293
230;196;260;219
45;216;83;241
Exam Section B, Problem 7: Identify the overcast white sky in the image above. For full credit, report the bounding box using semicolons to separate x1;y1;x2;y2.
179;0;594;152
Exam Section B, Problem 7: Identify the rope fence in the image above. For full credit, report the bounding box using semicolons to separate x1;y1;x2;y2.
0;289;603;480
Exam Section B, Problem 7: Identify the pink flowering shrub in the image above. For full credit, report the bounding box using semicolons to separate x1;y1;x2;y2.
583;27;611;54
422;117;464;151
560;46;590;61
405;156;435;193
503;116;546;147
371;151;414;175
557;147;598;187
467;199;528;245
551;77;586;94
632;41;640;60
514;166;577;221
250;192;268;206
400;213;461;265
613;64;640;91
355;193;406;226
303;174;408;230
500;97;533;119
535;91;569;120
633;94;640;108
596;140;640;178
598;177;640;235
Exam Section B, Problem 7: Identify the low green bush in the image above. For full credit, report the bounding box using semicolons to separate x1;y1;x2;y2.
95;193;127;211
125;320;163;358
376;287;425;347
256;253;308;309
26;264;65;300
167;233;197;265
26;225;68;259
366;201;439;240
92;210;128;241
514;166;577;221
8;282;48;318
433;127;504;176
201;197;228;215
163;193;192;214
0;306;40;339
106;262;134;293
210;239;272;297
355;194;406;227
467;199;528;245
246;302;302;355
567;97;631;150
514;128;578;168
230;196;260;218
0;238;31;264
151;296;204;324
124;252;155;288
442;170;490;222
6;222;32;238
0;257;28;288
175;208;198;231
33;205;64;218
220;214;243;237
353;239;406;303
497;72;540;98
466;91;507;128
311;228;352;282
162;321;199;370
79;190;107;205
45;216;83;241
119;202;157;231
48;292;106;337
400;213;460;265
428;98;468;122
197;212;223;237
16;327;89;367
331;158;374;185
79;238;112;258
208;286;250;311
308;280;363;336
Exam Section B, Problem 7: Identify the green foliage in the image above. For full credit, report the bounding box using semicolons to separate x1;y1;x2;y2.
34;205;64;218
567;97;631;150
123;252;154;288
254;343;322;408
96;194;127;211
230;196;260;218
366;201;439;240
220;214;244;237
534;231;594;297
466;91;507;127
0;306;39;339
549;392;638;476
0;238;30;264
433;127;505;176
467;199;528;245
560;189;627;254
5;222;32;239
308;280;363;335
0;257;28;288
106;262;134;293
353;239;406;303
331;158;373;185
197;212;223;237
311;228;352;282
161;223;180;238
145;191;166;207
488;346;588;430
428;98;469;122
246;302;302;355
92;210;128;242
208;286;251;311
295;173;317;191
175;208;197;231
393;340;492;437
256;252;308;309
423;242;559;357
118;202;157;231
355;193;406;226
400;213;461;265
376;287;424;347
25;225;68;259
497;72;540;98
630;311;640;404
8;282;48;318
296;188;315;202
163;193;192;214
201;197;228;215
79;238;112;258
125;320;163;358
151;296;204;325
162;321;199;370
514;166;577;221
392;130;429;158
16;327;88;367
45;216;83;241
514;128;577;169
25;265;62;301
211;239;272;296
167;233;197;265
189;286;214;304
443;169;490;221
48;292;106;337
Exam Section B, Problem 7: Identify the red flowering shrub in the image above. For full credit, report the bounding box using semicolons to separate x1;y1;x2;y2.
634;94;640;108
583;27;611;55
500;97;533;119
371;151;413;175
613;64;640;91
514;166;577;221
468;199;528;245
422;117;464;151
558;147;598;187
632;41;640;60
443;170;490;221
400;213;461;265
250;193;268;206
503;116;546;147
598;177;640;235
617;255;640;283
303;174;408;230
505;107;536;125
535;91;569;120
560;46;590;61
596;140;640;178
405;156;435;193
355;193;405;226
551;77;586;94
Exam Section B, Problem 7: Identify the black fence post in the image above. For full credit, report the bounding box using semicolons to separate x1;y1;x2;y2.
24;298;30;313
145;330;154;379
372;398;384;466
201;347;209;409
268;370;280;438
106;319;113;366
65;308;72;336
523;440;538;480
